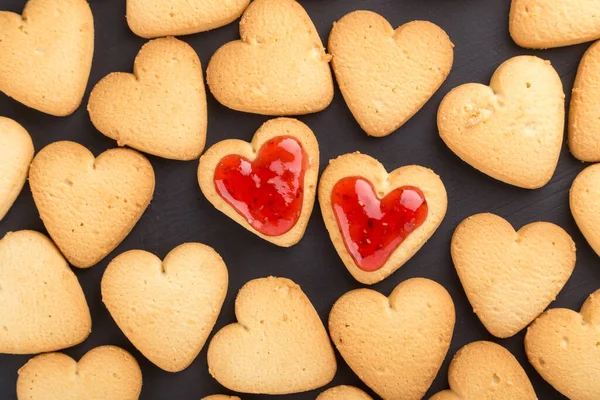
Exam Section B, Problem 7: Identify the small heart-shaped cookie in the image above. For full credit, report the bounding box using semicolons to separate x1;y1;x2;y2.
206;0;334;115
29;141;155;268
569;40;600;162
571;163;600;257
207;277;336;394
88;37;207;161
0;0;94;116
0;117;34;221
329;11;454;137
0;230;90;354
17;345;142;400
438;55;564;189
329;278;455;400
510;0;600;48
102;243;228;372
127;0;250;38
525;289;600;399
199;118;319;247
317;386;373;400
429;341;536;400
319;153;447;284
451;213;576;338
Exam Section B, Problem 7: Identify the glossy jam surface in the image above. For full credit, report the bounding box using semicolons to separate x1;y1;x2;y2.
214;136;308;236
331;177;428;272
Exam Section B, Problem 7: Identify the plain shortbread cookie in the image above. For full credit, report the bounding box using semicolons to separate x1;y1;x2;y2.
0;0;94;116
571;163;600;258
88;37;207;161
316;385;373;400
29;141;155;268
207;276;336;394
206;0;334;116
0;230;90;354
329;11;454;137
102;243;228;372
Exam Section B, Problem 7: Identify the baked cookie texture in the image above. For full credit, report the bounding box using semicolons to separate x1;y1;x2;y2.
0;117;34;221
329;11;453;137
102;243;228;372
569;40;600;161
329;278;455;400
438;55;564;189
571;164;600;257
451;213;576;338
319;152;447;285
429;341;536;400
202;396;241;400
206;0;334;115
0;230;90;354
198;118;319;247
510;0;600;48
127;0;250;38
207;276;336;394
0;0;94;116
29;141;155;268
88;37;207;161
316;385;373;400
16;346;142;400
525;289;600;400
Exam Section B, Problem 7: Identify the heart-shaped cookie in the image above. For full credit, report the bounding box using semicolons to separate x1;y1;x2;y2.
0;0;94;116
329;278;455;400
206;0;334;116
329;11;454;137
127;0;250;38
429;341;536;400
207;277;336;394
571;164;600;257
16;345;142;400
101;243;228;372
0;230;90;354
88;37;207;161
199;118;319;247
438;55;564;189
0;117;34;221
569;40;600;162
317;386;373;400
319;152;447;285
29;141;155;268
525;289;600;400
510;0;600;48
452;213;575;338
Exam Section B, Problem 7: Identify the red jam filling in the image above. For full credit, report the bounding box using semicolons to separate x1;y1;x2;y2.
213;136;308;236
331;177;428;272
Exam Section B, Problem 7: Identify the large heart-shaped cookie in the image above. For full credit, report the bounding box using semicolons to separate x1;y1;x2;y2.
525;289;600;399
429;341;536;400
102;243;228;372
199;118;319;247
438;55;564;189
569;40;600;162
510;0;600;48
0;0;94;116
207;277;336;394
29;141;155;268
329;278;455;400
317;386;373;400
319;152;447;285
88;37;207;161
206;0;334;116
571;164;600;257
127;0;250;38
17;345;142;400
0;117;34;221
329;11;454;137
451;213;576;338
0;230;90;354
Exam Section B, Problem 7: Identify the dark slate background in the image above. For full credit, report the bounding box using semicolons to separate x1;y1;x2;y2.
1;0;596;399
